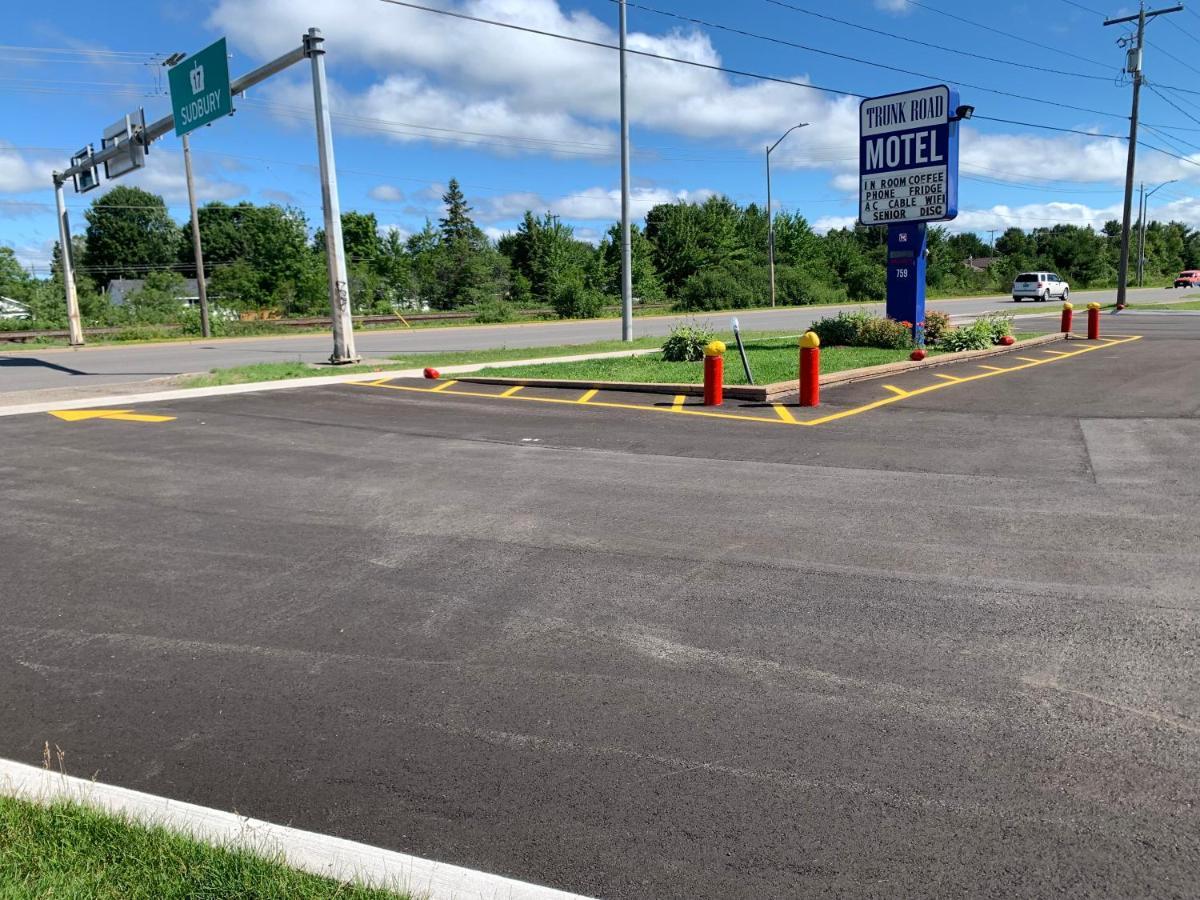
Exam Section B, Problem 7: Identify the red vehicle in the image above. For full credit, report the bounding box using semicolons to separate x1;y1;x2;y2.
1173;270;1200;288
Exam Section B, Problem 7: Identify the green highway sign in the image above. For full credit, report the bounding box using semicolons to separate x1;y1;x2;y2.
168;38;232;138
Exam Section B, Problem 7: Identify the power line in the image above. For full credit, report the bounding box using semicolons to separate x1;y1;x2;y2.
1145;39;1200;78
0;43;162;57
904;0;1112;69
760;0;1112;80
373;0;1200;139
1057;0;1106;15
1145;83;1200;129
616;0;1124;118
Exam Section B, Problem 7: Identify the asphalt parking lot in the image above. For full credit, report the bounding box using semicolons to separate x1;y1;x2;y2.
2;312;1198;898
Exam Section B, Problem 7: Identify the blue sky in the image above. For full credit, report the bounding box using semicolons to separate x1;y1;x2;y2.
4;0;1200;273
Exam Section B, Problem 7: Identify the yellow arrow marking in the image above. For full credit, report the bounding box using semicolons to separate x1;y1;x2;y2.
49;408;175;423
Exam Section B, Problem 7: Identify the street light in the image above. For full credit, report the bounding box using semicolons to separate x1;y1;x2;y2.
766;123;808;308
1138;178;1177;286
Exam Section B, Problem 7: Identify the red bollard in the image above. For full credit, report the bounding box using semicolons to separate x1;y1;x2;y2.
1087;302;1101;340
702;340;725;406
1060;302;1073;335
799;331;820;407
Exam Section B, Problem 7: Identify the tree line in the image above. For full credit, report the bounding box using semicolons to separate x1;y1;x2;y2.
3;178;1199;330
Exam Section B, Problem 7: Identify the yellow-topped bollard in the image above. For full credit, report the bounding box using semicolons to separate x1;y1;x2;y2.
703;340;725;405
1060;301;1074;334
799;330;820;407
1087;302;1101;339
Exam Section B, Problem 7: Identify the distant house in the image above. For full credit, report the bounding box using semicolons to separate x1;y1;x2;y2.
107;278;204;307
0;296;31;320
963;256;998;273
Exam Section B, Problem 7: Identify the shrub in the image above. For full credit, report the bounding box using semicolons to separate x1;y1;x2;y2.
473;297;516;323
552;276;605;319
856;315;913;349
774;267;848;306
975;313;1013;343
922;310;951;344
675;266;758;311
935;320;993;352
661;322;716;362
810;310;871;347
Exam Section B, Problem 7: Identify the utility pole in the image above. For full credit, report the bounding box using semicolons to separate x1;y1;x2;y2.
765;123;808;308
181;134;211;338
52;175;84;346
1105;2;1183;309
988;229;997;254
618;0;633;341
305;27;358;363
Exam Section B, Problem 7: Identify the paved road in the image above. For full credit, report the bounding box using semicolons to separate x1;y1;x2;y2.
0;285;1184;395
2;313;1198;898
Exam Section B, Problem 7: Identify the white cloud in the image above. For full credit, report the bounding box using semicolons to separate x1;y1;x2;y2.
812;215;857;233
0;143;60;194
369;184;406;202
874;0;913;12
475;185;716;223
213;0;857;158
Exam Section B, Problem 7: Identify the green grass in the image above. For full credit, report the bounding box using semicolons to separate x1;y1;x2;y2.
0;795;408;899
475;336;921;385
1127;298;1200;310
181;361;351;387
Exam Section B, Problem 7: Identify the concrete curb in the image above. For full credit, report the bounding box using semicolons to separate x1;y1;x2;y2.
0;348;662;418
460;333;1069;402
0;758;592;900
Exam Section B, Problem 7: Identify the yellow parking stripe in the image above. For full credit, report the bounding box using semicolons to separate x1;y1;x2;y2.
430;379;459;392
933;373;962;382
1015;357;1041;363
882;384;908;397
579;388;599;403
500;385;524;397
348;335;1143;429
978;364;1007;372
773;404;799;424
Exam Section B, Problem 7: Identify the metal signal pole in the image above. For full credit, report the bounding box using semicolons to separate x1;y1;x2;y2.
52;175;84;346
618;0;633;341
1105;2;1183;309
181;134;211;338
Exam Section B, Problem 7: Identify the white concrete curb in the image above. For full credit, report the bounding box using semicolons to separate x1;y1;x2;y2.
0;347;660;418
0;758;592;900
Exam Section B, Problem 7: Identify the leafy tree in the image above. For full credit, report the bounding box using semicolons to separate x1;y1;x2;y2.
595;223;665;302
83;186;180;287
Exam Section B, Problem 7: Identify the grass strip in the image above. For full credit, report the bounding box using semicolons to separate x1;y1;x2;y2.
1126;299;1200;311
474;339;920;385
0;794;408;899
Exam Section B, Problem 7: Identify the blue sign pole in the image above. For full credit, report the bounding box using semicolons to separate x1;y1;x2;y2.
886;222;927;344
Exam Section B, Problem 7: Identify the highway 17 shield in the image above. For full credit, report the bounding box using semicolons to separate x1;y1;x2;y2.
169;38;233;138
859;84;959;227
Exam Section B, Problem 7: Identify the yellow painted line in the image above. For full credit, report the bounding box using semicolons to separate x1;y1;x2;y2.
352;381;786;425
933;373;963;382
429;379;459;392
500;385;524;397
1042;349;1070;357
49;408;175;423
346;335;1143;429
773;403;799;424
978;364;1007;372
1014;357;1041;363
802;335;1142;426
881;384;909;396
579;388;599;403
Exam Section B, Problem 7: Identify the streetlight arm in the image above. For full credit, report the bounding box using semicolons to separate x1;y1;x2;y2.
767;122;809;156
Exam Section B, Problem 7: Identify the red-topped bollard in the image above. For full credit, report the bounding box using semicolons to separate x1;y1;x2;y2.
1060;301;1074;335
1087;301;1101;340
702;340;725;406
799;330;820;407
